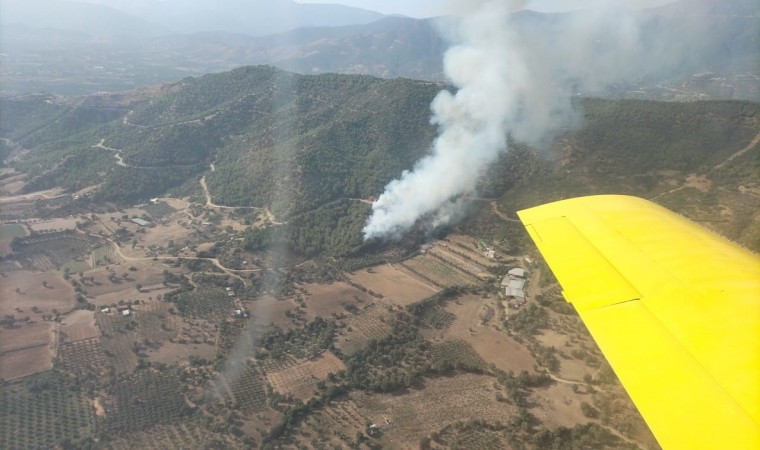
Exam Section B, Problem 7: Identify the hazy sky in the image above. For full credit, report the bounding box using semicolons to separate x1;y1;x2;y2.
294;0;676;18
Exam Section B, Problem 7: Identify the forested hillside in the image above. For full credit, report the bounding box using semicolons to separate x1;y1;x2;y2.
468;98;760;252
2;67;759;257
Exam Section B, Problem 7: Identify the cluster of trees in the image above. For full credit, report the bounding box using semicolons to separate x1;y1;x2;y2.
258;317;336;360
343;321;429;392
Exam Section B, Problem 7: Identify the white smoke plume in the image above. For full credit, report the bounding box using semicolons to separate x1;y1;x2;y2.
363;0;647;240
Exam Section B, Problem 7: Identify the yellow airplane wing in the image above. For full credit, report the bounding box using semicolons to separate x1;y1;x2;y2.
517;195;760;450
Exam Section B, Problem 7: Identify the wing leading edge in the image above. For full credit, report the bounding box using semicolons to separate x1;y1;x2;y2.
517;195;760;450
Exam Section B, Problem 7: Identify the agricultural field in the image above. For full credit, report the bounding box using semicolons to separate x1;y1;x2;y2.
334;302;397;355
352;373;517;448
27;217;78;233
432;423;512;450
299;281;374;319
0;321;55;380
0;269;74;316
100;367;189;434
102;421;250;450
134;300;180;343
216;319;252;358
245;295;303;331
439;294;537;374
0;371;96;450
169;286;236;321
91;244;121;267
429;340;487;372
216;361;269;412
56;337;109;377
96;311;139;373
263;351;346;400
60;258;91;274
417;303;456;330
0;223;28;255
401;255;479;288
278;397;369;448
143;201;176;219
346;264;438;306
12;231;98;271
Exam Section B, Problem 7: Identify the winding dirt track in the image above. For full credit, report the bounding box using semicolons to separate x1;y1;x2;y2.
714;130;760;169
98;232;260;286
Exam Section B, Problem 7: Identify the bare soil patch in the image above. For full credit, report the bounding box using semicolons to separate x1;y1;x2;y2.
353;373;516;448
684;173;712;192
346;264;437;306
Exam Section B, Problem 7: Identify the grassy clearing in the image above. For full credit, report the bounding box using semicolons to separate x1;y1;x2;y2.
0;223;27;240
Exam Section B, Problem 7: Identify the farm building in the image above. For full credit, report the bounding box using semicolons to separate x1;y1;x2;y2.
506;278;526;299
508;268;528;278
506;287;526;300
131;218;151;227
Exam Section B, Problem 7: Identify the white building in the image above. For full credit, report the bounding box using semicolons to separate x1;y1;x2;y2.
508;268;528;279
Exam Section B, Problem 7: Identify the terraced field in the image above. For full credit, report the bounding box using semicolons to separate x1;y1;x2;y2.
401;255;478;287
335;303;396;355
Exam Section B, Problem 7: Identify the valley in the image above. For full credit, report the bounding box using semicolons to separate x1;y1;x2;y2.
0;65;758;449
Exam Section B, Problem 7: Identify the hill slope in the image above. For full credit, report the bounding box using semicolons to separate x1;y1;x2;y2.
2;68;759;256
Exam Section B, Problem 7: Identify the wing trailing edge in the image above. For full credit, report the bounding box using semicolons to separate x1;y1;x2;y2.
518;195;760;450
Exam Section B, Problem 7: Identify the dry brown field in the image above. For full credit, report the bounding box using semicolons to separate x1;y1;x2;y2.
0;270;74;316
429;294;537;374
528;382;589;428
137;221;195;248
148;340;216;365
60;309;99;342
245;295;300;330
265;351;346;400
299;281;373;319
27;217;78;232
353;373;517;448
82;261;175;307
346;264;438;305
0;321;54;379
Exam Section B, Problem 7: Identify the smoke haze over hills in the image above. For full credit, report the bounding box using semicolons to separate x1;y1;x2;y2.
363;0;744;240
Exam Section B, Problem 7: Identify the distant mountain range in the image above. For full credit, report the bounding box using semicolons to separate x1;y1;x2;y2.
0;0;385;37
1;0;758;99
